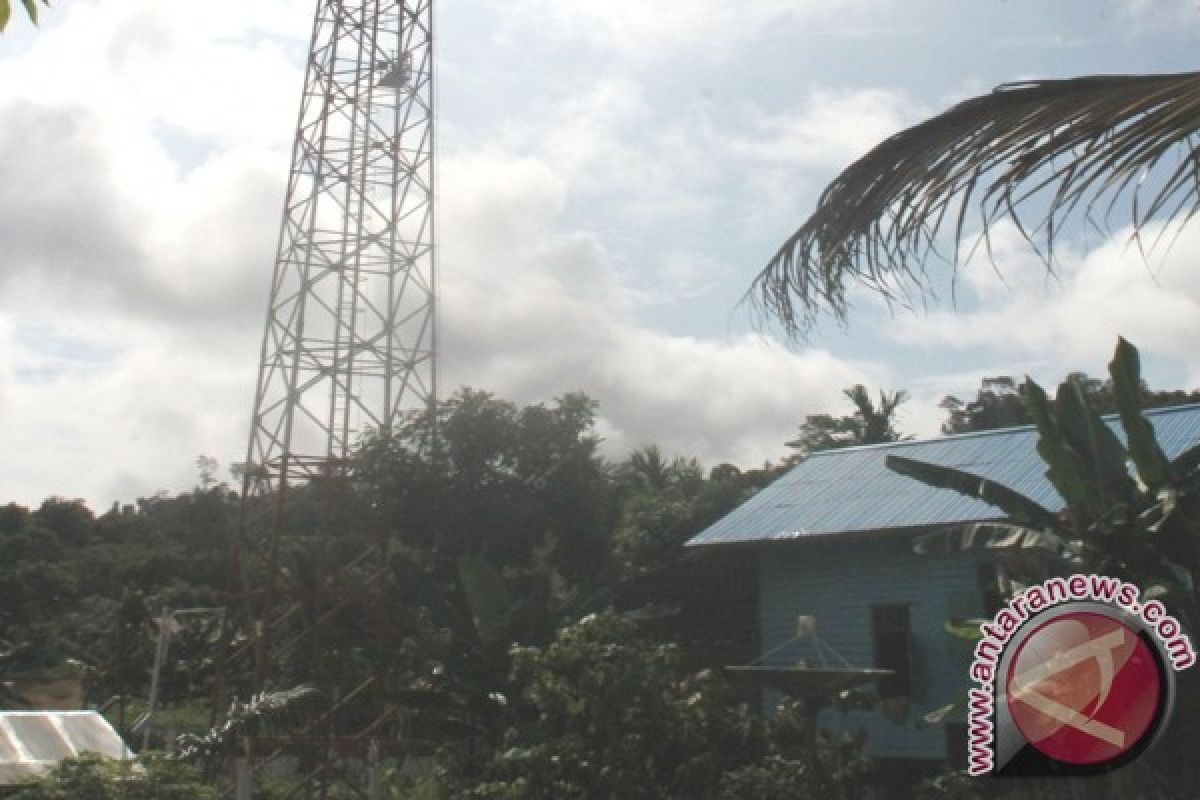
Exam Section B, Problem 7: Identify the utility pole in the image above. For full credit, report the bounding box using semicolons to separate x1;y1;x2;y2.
138;607;224;752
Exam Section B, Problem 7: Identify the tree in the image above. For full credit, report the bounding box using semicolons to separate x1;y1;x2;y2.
457;611;867;800
620;444;704;495
11;753;213;800
941;374;1200;435
749;71;1200;337
940;377;1028;435
0;0;48;33
612;445;711;579
787;385;909;458
357;388;614;583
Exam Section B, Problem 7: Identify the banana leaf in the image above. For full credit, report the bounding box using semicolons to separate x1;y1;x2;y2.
886;455;1059;529
1026;378;1104;517
457;555;514;648
1054;377;1136;512
911;522;1067;556
1109;337;1174;490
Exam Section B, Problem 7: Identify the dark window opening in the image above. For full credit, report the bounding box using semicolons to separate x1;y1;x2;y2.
977;562;1006;615
872;603;912;698
945;722;968;769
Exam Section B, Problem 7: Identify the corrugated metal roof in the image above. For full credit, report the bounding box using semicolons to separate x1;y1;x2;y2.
686;404;1200;547
0;711;131;785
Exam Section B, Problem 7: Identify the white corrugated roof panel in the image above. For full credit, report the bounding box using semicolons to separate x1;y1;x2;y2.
0;711;131;785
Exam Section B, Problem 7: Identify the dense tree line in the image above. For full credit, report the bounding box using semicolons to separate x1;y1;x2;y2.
9;376;1200;797
0;489;232;723
1;389;806;798
940;374;1200;435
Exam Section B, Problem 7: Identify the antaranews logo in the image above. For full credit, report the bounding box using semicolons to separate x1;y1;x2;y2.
966;574;1195;777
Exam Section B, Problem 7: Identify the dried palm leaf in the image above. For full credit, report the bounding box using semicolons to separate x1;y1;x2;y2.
751;70;1200;337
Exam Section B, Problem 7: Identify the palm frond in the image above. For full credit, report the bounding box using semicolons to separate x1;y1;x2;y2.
751;70;1200;337
175;685;317;760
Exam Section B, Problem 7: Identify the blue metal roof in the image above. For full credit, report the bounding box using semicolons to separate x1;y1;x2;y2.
686;404;1200;547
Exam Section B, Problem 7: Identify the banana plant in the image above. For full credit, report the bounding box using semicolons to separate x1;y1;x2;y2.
896;339;1200;740
887;338;1200;626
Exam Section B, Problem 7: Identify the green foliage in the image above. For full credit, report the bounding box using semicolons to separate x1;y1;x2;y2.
916;770;983;800
456;555;516;648
0;487;235;744
941;371;1200;435
611;490;695;579
454;612;871;799
787;385;909;459
395;771;451;800
459;612;797;800
1038;377;1135;521
875;348;1200;796
717;756;813;800
0;387;802;796
610;447;776;581
11;753;213;800
940;377;1029;435
1110;337;1173;490
0;501;31;533
175;686;317;761
357;389;614;583
892;338;1200;622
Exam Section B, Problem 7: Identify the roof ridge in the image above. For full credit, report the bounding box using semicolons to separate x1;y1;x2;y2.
806;401;1200;458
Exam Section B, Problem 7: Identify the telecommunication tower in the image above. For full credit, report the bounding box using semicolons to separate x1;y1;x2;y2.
246;0;436;489
222;0;436;794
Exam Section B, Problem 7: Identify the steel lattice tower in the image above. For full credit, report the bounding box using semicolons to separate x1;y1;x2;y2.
220;1;436;795
247;0;436;489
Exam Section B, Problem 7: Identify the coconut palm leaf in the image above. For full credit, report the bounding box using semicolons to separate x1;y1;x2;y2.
0;0;47;32
751;70;1200;337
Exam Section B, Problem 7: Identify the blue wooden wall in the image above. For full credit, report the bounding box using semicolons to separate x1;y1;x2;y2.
757;532;987;760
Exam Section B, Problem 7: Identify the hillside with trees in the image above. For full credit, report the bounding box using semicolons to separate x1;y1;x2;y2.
8;375;1200;798
0;389;816;798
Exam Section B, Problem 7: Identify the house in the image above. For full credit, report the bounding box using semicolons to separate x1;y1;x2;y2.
684;403;1200;773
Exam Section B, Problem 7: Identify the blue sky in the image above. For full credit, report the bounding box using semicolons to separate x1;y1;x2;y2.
2;0;1199;507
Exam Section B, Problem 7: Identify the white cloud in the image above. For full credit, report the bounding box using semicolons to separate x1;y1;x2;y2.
1;0;307;148
0;310;256;506
9;0;1192;512
486;77;722;224
0;5;301;506
482;78;918;243
888;221;1200;383
0;6;891;508
729;89;918;169
725;88;921;239
504;0;867;61
0;100;281;329
437;152;880;467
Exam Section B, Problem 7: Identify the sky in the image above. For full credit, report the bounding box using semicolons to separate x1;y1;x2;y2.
2;0;1200;508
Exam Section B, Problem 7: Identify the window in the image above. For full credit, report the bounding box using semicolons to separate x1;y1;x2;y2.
945;723;969;769
977;562;1007;615
872;604;912;698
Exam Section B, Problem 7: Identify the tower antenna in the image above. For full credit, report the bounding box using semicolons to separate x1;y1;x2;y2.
216;2;437;794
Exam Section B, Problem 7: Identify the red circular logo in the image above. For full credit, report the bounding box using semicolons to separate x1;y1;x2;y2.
1005;611;1162;765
